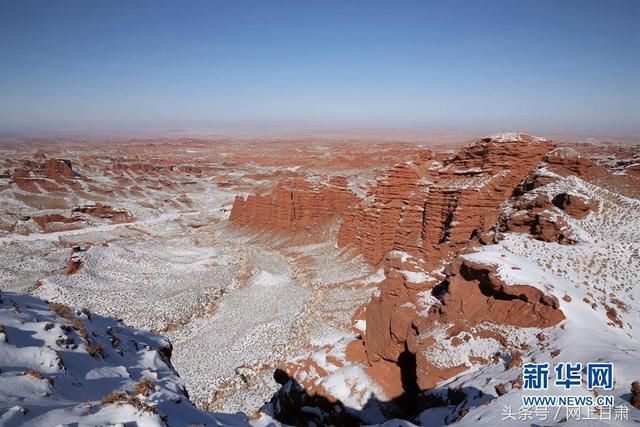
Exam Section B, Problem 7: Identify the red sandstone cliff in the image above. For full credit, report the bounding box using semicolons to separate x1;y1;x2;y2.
229;135;557;264
337;135;555;267
229;176;359;233
11;158;83;193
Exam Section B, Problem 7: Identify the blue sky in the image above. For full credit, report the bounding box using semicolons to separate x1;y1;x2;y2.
0;0;638;135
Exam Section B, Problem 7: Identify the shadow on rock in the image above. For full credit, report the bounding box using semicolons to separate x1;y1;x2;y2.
265;367;494;426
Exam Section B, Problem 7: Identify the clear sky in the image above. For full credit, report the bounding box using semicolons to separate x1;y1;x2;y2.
0;0;638;136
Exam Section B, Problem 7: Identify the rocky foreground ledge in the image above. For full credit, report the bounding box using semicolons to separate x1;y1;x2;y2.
0;290;253;426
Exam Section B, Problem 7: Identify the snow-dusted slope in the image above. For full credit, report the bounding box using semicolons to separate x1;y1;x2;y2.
0;291;250;426
418;172;640;425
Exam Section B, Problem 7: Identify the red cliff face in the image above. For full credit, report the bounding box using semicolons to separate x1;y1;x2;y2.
44;159;77;180
362;253;565;391
337;152;435;263
259;135;587;422
230;135;556;265
229;176;359;233
337;135;555;267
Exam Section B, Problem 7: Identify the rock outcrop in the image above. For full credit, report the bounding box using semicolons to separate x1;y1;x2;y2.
362;253;565;391
338;134;555;267
551;192;597;218
66;246;86;275
72;203;134;223
232;133;640;425
271;247;567;424
544;147;608;179
11;158;83;193
498;193;572;243
230;176;359;233
44;158;78;180
32;214;83;233
230;134;556;268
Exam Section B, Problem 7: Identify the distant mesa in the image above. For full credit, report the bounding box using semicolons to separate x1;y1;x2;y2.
11;158;83;194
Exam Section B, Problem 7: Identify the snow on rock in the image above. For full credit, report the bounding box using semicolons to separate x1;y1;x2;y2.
486;132;548;143
441;212;640;424
0;291;251;426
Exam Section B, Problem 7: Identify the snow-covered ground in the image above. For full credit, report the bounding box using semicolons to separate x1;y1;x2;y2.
0;291;250;426
0;201;384;420
169;246;311;413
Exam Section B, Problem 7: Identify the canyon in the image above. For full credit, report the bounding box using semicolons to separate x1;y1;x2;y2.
0;133;639;425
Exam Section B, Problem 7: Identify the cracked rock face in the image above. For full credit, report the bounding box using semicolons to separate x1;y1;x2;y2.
336;136;555;268
230;176;359;234
363;255;565;391
231;135;556;268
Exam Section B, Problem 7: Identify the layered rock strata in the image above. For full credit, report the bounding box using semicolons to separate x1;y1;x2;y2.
242;134;637;424
230;135;556;265
362;253;564;391
337;136;555;267
230;176;359;233
11;158;83;193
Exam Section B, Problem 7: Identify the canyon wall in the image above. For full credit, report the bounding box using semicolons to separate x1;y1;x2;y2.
337;135;555;267
230;134;556;268
229;176;359;233
235;134;635;425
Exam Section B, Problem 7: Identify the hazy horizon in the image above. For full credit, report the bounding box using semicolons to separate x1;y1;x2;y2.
1;0;638;136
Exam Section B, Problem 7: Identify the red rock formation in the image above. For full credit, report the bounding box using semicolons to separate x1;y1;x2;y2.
66;246;86;275
544;147;608;178
44;159;77;179
11;159;82;193
363;253;565;391
499;193;572;243
72;204;134;223
337;152;435;264
551;193;597;218
626;164;640;178
277;241;566;419
338;136;555;267
32;214;83;233
543;146;640;198
249;135;594;424
230;135;556;267
230;176;359;233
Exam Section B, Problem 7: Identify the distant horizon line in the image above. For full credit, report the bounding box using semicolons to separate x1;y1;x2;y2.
1;125;639;144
